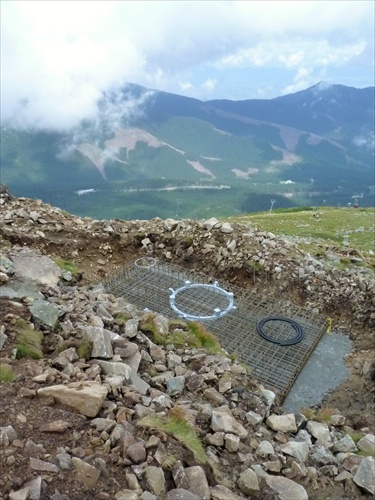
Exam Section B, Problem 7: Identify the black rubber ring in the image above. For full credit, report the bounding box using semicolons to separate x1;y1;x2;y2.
256;316;304;346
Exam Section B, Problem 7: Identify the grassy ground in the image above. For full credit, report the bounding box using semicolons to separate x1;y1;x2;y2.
229;206;375;269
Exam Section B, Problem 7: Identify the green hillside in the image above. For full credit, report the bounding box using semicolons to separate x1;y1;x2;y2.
1;83;373;220
229;206;375;270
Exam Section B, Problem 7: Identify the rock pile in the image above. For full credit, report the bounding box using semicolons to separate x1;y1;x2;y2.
0;246;374;499
1;188;374;332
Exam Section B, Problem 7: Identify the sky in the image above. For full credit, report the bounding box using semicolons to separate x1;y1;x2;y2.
1;0;374;131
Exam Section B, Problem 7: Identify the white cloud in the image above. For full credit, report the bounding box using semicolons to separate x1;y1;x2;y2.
179;81;194;92
201;79;217;92
1;0;373;130
283;67;313;94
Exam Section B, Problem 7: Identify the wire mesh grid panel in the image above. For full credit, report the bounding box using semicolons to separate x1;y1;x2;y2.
102;260;327;400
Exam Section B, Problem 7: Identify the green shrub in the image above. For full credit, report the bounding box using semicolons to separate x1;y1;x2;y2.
245;260;265;274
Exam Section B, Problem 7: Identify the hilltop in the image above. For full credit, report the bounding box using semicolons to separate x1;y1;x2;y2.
0;187;374;499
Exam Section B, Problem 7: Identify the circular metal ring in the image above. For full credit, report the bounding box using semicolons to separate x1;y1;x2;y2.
256;316;304;346
134;257;157;269
169;280;235;321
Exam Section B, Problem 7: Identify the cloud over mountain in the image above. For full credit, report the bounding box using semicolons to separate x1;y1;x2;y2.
1;1;373;131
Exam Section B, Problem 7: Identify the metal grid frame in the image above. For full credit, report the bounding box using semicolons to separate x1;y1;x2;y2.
102;260;327;400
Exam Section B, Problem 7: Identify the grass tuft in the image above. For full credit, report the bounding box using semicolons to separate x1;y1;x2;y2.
55;258;79;276
137;411;207;464
0;364;16;382
300;407;338;423
16;328;43;359
187;322;221;354
77;340;93;360
113;312;132;325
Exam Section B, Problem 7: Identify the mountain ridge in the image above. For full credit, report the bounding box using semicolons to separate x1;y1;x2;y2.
1;82;374;220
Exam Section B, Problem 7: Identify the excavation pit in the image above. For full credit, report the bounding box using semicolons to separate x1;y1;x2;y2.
102;260;327;401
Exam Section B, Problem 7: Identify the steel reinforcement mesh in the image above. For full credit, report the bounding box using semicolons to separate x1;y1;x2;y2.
102;260;327;400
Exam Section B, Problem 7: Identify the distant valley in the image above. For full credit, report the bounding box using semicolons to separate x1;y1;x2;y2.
1;82;374;220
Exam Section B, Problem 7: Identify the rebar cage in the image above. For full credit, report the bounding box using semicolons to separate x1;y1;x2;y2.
101;259;327;400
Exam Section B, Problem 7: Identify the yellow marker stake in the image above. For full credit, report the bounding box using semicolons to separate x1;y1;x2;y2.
327;317;332;334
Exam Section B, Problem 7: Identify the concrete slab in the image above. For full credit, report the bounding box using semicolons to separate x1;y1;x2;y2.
283;331;352;413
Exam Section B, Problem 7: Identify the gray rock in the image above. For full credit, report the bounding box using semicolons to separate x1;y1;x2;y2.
264;460;282;473
0;331;8;349
122;351;142;372
266;414;297;433
211;406;247;438
149;343;166;363
0;425;17;446
205;432;224;447
11;251;61;286
237;468;260;495
99;360;132;378
125;319;139;338
185;466;210;500
172;460;189;490
256;440;274;456
104;374;126;388
0;255;13;270
116;342;139;359
203;387;227;405
140;493;157;500
279;441;310;463
126;441;147;464
260;388;276;408
166;376;185;396
56;451;72;470
357;434;375;453
29;458;59;473
144;466;166;497
59;347;79;363
166;490;200;500
330;414;346;426
0;271;9;283
226;239;236;253
153;314;169;335
203;217;220;230
71;457;101;491
353;456;375;495
82;326;114;358
265;475;308;500
332;434;358;453
8;488;30;500
167;353;182;369
91;418;117;433
23;476;42;500
38;381;108;417
30;299;59;329
306;421;331;444
220;222;233;234
246;410;263;427
128;370;150;395
210;484;245;500
310;445;337;465
335;470;353;482
115;490;140;500
0;286;19;298
295;429;312;446
225;433;240;452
